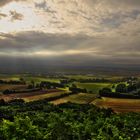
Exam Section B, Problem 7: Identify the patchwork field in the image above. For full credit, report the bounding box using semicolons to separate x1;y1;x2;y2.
0;74;140;113
92;97;140;113
51;93;97;105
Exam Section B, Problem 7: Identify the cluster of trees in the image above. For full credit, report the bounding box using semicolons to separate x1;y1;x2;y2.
99;81;140;98
0;99;139;140
76;78;111;83
60;79;75;85
69;84;87;93
2;80;66;95
123;77;138;82
60;78;111;84
0;79;25;85
3;88;40;95
115;82;140;93
38;81;65;89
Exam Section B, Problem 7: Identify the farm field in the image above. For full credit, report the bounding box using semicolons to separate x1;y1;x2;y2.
65;75;96;79
23;76;60;84
75;82;112;93
0;89;70;102
0;75;61;83
51;93;97;105
23;91;70;102
0;84;28;92
92;97;140;113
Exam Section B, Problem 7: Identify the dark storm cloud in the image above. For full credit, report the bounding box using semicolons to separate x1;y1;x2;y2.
0;31;140;67
0;31;93;52
0;0;140;69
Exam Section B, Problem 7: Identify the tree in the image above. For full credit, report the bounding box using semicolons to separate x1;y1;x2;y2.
99;88;112;94
0;116;42;140
116;84;127;93
112;84;115;89
136;81;140;89
19;77;26;84
71;84;77;88
31;80;35;88
127;84;137;92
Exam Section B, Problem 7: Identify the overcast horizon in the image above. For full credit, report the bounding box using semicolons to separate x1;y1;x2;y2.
0;0;140;72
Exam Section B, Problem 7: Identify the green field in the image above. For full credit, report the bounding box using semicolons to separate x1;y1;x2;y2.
0;75;60;83
65;75;96;79
75;82;112;93
23;77;60;83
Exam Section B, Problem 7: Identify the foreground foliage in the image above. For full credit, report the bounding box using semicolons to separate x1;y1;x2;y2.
0;99;139;140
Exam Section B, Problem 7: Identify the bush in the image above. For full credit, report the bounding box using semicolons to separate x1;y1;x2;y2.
0;116;43;140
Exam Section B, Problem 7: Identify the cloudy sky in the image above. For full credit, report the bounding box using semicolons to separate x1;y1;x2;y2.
0;0;140;72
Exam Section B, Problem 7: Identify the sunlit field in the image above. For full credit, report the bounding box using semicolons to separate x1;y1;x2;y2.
92;97;140;113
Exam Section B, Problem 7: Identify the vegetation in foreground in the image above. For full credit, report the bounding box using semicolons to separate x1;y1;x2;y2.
0;99;140;140
0;74;140;139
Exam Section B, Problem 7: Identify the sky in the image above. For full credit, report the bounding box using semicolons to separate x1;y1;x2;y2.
0;0;140;72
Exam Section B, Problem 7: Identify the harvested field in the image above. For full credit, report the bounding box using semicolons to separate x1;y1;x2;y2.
51;93;97;105
92;97;140;113
0;84;27;92
23;91;70;102
0;89;69;102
